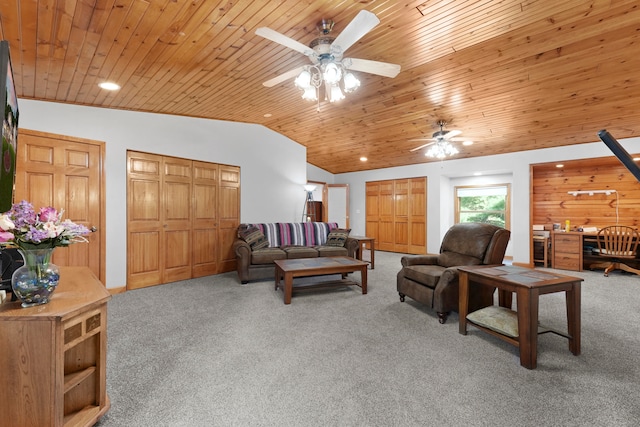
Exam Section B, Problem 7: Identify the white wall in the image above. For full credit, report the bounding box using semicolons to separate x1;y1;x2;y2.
335;137;640;265
18;99;308;289
17;98;640;284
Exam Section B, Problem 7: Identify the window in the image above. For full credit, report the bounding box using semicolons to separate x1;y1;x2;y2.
455;184;510;229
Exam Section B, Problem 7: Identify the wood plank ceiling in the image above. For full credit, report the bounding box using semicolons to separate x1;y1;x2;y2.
1;0;639;174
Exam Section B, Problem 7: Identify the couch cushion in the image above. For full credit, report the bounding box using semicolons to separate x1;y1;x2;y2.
251;247;286;264
325;228;351;247
315;245;348;257
438;251;483;268
283;246;319;259
248;222;339;247
238;225;269;250
402;265;446;288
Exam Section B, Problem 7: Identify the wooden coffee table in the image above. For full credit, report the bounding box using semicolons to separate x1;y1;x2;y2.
274;256;368;304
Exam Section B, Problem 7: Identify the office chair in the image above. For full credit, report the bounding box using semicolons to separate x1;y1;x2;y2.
590;225;640;277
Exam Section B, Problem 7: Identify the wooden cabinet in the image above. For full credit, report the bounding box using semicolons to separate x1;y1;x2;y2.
552;232;583;271
0;267;111;426
306;201;323;222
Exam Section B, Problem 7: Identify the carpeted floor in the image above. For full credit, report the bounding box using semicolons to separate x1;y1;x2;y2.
96;251;640;426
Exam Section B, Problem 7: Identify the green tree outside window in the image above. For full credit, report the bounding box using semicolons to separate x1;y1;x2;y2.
456;185;510;229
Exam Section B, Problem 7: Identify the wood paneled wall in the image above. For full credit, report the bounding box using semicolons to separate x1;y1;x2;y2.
531;155;640;230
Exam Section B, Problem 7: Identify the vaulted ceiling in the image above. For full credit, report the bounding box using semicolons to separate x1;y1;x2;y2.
1;0;639;174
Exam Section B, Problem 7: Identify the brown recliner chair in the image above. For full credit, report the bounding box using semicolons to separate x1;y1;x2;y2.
397;223;511;324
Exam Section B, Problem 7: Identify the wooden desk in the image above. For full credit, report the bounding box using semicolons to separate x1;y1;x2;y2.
458;265;582;369
552;230;640;272
351;236;375;269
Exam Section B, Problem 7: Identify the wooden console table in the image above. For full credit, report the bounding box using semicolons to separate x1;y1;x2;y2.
458;265;582;369
0;267;111;426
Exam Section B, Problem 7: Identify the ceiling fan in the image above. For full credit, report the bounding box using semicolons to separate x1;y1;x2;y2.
255;10;401;102
409;120;469;153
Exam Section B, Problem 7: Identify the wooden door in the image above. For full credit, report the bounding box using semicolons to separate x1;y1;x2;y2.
327;184;349;228
127;152;163;289
14;129;105;282
218;165;240;273
378;180;395;251
365;177;427;255
192;161;218;278
394;179;409;253
127;153;194;288
408;177;427;254
162;157;193;283
365;182;379;241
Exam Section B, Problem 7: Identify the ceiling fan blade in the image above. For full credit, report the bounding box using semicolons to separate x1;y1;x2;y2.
256;27;314;57
444;130;462;138
410;141;436;152
262;65;307;87
344;58;401;78
331;10;380;54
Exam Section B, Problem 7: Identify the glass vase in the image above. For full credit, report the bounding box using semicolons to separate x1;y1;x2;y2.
11;248;60;308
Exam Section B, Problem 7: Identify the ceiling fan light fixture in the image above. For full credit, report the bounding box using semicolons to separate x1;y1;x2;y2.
323;62;342;84
425;141;459;159
327;84;345;102
294;69;312;89
343;72;360;92
301;86;318;101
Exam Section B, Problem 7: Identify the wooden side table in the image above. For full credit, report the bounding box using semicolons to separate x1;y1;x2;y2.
458;265;582;369
350;236;375;269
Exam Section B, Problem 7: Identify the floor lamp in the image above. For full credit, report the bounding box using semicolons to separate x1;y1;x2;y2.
302;184;316;222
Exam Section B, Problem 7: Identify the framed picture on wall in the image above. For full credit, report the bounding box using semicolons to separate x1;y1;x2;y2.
0;40;19;213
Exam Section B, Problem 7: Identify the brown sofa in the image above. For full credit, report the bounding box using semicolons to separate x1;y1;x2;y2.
397;222;511;324
233;222;359;284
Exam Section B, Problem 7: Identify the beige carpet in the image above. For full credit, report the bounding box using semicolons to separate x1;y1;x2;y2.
96;251;640;426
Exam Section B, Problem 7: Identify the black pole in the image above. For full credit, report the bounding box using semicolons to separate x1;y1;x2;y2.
598;129;640;183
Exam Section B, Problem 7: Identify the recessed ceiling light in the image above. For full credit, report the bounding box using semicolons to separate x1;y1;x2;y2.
634;157;640;161
98;82;120;91
556;164;564;168
263;113;272;118
463;140;474;146
360;157;368;162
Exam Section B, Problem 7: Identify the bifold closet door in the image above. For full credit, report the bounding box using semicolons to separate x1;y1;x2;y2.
408;177;427;253
127;152;192;289
217;165;240;274
366;177;427;255
127;153;238;289
192;161;219;278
